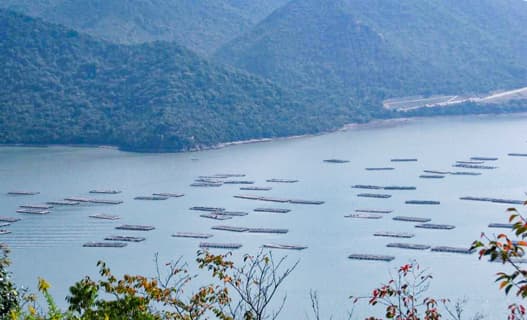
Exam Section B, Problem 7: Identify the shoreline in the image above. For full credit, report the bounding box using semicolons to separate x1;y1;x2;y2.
2;112;527;153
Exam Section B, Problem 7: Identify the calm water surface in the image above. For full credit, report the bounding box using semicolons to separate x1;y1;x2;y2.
1;114;527;318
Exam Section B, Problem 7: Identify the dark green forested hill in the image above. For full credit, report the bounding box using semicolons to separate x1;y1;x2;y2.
0;0;290;56
0;9;341;152
215;0;527;106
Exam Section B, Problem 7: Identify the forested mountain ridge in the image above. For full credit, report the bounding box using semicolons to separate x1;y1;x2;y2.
0;9;340;152
0;0;290;56
215;0;527;106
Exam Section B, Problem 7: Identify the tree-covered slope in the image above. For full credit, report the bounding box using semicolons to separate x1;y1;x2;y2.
0;9;334;152
215;0;527;105
0;0;290;56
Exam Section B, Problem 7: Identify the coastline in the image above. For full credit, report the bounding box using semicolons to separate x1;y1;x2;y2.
2;112;527;153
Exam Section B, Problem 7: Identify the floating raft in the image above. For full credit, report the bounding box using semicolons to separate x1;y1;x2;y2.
431;246;475;254
357;193;391;199
423;170;449;174
89;214;120;220
190;206;225;212
289;199;325;205
17;209;49;214
7;191;39;195
172;232;213;239
116;224;155;231
391;158;418;162
90;190;121;194
248;228;288;234
387;243;431;250
199;242;242;249
374;231;415;239
0;223;10;228
0;230;11;235
254;208;291;213
46;200;80;206
83;242;127;248
20;204;53;209
200;213;233;221
190;182;222;187
152;193;184;198
488;223;514;229
348;254;395;262
65;197;123;205
211;225;249;232
415;223;455;230
215;173;246;178
263;243;307;250
345;213;383;219
419;175;445;179
134;196;169;200
450;171;482;176
224;180;255;185
470;156;498;161
405;200;440;205
240;187;272;191
393;216;431;223
384;186;416;190
0;217;20;223
452;164;497;169
365;167;395;171
456;160;485;165
266;179;299;183
219;211;249;217
509;153;527;157
323;159;350;163
459;196;524;205
352;185;382;190
105;235;145;242
355;209;393;214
